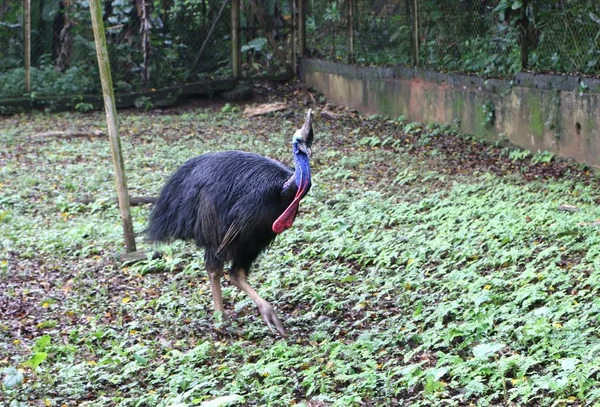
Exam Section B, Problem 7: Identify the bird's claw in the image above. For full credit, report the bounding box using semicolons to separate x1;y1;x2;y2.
258;301;287;338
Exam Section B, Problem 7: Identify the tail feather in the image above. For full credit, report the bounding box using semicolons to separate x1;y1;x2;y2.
147;161;202;244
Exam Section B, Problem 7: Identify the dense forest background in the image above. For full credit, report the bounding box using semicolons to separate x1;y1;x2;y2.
0;0;599;99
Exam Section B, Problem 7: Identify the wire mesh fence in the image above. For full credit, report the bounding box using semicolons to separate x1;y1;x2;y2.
1;0;599;104
239;0;295;78
352;0;412;66
530;3;600;74
0;0;295;103
418;1;522;76
307;0;600;78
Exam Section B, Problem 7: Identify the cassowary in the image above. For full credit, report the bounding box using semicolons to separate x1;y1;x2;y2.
147;109;314;337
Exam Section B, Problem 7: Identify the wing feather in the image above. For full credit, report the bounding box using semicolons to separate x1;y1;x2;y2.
216;219;241;256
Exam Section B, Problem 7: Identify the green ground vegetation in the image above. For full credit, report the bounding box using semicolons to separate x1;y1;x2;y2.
1;89;600;406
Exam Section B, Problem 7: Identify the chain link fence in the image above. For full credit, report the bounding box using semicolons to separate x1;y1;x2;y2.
307;0;600;78
0;0;294;103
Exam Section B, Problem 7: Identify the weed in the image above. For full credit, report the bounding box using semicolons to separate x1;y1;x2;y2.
75;102;94;112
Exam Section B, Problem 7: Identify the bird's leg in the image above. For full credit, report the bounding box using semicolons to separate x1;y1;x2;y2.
229;267;287;337
206;265;224;315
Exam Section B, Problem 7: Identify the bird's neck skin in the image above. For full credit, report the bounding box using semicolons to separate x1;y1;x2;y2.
294;150;311;195
272;146;311;234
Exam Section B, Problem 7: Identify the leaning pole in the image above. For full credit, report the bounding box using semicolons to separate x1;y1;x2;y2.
89;0;137;252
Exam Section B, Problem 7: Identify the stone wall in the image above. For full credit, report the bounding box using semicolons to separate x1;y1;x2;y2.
301;59;600;167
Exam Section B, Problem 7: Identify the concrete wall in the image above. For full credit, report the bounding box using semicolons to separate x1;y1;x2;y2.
301;59;600;167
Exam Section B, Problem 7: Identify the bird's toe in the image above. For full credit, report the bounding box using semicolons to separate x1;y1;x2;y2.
258;301;287;338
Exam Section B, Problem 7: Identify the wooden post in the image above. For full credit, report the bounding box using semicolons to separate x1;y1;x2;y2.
297;0;305;57
23;0;31;93
89;0;137;253
231;0;241;79
412;0;419;67
348;0;354;64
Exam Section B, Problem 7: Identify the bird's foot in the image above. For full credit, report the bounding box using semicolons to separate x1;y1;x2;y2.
257;300;287;338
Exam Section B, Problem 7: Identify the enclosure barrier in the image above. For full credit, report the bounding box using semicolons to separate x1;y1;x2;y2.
0;0;302;109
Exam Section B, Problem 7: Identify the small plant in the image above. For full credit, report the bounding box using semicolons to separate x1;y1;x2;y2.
531;150;554;164
482;101;495;128
0;128;19;146
403;121;423;135
359;136;381;147
576;81;589;96
75;102;94;112
395;115;408;124
221;103;240;113
134;95;154;110
508;148;531;161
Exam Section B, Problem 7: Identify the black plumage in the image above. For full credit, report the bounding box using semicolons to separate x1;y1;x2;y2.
147;110;314;336
148;151;297;268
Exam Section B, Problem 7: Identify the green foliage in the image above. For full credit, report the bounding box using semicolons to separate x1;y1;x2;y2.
1;105;599;406
134;95;154;111
0;65;99;98
241;38;267;54
2;368;24;390
307;1;600;77
506;148;530;161
221;103;240;113
482;101;496;128
532;150;555;164
75;102;94;112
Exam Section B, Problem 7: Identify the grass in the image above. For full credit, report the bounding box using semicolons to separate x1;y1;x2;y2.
1;86;600;406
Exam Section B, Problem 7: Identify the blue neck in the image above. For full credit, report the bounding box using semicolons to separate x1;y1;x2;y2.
292;144;311;194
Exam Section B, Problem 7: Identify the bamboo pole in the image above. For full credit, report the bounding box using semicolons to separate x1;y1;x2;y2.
89;0;137;253
231;0;241;79
297;0;305;58
23;0;31;93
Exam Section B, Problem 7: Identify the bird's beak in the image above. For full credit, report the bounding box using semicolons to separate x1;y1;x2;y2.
300;109;313;145
306;146;312;158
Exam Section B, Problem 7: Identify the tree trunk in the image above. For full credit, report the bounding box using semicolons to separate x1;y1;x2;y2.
55;0;73;72
24;0;31;92
137;0;152;84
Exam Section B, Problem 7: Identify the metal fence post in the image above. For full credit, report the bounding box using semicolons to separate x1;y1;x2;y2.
292;0;297;74
232;0;241;79
298;0;305;58
23;0;31;93
520;0;529;70
348;0;354;64
412;0;419;67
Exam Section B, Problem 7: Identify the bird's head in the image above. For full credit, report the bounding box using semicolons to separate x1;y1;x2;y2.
292;109;313;158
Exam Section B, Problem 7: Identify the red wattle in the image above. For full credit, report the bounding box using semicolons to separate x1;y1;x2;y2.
272;182;307;233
